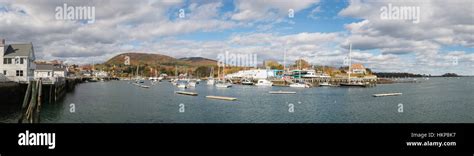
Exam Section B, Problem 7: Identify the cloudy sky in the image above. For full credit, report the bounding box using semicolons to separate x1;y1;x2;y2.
0;0;473;75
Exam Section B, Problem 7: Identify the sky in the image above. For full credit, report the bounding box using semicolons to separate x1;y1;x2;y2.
0;0;473;75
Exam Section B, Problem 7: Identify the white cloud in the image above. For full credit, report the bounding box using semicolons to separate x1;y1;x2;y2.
231;0;320;21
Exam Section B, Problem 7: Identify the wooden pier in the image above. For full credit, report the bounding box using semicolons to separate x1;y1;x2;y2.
269;91;296;94
206;96;237;101
373;93;402;97
16;77;83;123
175;91;198;96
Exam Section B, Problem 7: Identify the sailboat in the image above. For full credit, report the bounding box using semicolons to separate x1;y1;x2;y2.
134;65;144;83
340;43;367;87
187;80;197;87
207;67;216;85
177;80;187;89
290;57;310;88
215;66;232;88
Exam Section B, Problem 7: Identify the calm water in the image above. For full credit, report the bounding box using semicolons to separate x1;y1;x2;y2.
1;77;473;123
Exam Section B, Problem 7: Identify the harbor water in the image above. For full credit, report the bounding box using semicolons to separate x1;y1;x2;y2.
1;77;473;123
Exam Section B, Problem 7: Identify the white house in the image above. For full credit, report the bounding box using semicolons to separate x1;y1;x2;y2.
351;64;367;74
34;64;54;79
35;64;67;84
94;70;108;78
53;64;67;77
0;39;36;83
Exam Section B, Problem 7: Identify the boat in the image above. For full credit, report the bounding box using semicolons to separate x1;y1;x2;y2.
176;80;188;89
136;79;145;83
139;85;150;88
255;79;273;86
301;70;330;78
88;77;99;82
187;80;197;87
216;80;232;88
340;82;367;87
289;82;310;88
215;66;232;88
241;79;254;85
319;81;330;86
339;43;368;87
207;67;216;85
171;79;178;86
207;78;215;85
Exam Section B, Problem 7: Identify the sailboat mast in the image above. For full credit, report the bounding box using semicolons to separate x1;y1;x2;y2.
175;65;178;78
136;65;139;77
283;47;286;72
348;43;352;83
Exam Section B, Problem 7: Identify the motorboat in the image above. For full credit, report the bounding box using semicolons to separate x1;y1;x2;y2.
289;82;310;88
241;79;254;85
255;79;273;86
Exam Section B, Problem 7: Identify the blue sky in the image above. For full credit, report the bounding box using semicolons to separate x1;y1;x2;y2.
0;0;472;75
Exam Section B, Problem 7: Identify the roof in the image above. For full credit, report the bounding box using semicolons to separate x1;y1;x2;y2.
3;43;34;57
36;64;54;71
351;64;365;69
53;66;66;71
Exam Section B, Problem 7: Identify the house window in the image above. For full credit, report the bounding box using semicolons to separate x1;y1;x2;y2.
3;70;6;75
3;58;12;64
47;72;51;76
20;58;24;64
16;70;23;77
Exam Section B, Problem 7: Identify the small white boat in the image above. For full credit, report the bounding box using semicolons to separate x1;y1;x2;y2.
340;82;367;87
187;81;197;87
216;80;232;88
177;83;187;88
289;82;310;88
319;82;330;86
255;79;273;86
207;78;215;85
171;79;178;85
177;80;188;88
241;79;254;85
135;79;144;84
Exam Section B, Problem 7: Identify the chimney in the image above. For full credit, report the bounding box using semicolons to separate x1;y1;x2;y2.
0;39;4;56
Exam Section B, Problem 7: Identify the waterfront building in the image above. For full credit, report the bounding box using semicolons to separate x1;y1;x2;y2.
0;39;36;83
225;69;275;79
351;64;367;74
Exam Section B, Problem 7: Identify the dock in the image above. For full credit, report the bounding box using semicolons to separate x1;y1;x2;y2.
269;91;296;94
175;91;198;96
206;95;237;101
373;93;402;97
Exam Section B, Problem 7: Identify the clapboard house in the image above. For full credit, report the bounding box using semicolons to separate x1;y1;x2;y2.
0;39;36;83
